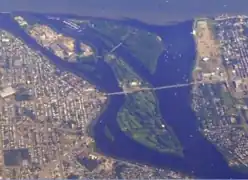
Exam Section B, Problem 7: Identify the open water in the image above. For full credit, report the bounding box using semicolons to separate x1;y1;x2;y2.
1;0;248;24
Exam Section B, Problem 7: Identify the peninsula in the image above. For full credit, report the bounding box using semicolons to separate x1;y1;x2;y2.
14;16;94;63
192;16;248;172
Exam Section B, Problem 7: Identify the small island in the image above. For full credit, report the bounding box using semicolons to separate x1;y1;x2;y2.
104;54;182;155
91;20;164;74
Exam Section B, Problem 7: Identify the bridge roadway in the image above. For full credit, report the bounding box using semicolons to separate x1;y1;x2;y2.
109;31;133;53
106;79;225;96
109;42;123;53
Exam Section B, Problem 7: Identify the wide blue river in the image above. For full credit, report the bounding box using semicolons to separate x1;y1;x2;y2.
1;0;248;24
1;13;248;178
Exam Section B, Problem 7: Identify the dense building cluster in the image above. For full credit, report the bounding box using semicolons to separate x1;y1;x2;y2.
192;16;248;170
0;30;106;178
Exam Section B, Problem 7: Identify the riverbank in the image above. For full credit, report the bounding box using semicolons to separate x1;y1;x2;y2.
91;19;164;74
191;17;248;174
86;97;110;138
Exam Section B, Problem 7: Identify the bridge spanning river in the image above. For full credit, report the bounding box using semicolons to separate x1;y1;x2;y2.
106;79;226;96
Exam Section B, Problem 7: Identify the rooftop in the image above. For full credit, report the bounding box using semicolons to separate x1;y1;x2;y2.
0;87;16;98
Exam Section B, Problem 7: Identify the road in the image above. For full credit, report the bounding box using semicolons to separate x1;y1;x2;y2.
107;79;226;96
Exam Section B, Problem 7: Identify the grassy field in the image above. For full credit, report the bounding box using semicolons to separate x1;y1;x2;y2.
117;92;182;154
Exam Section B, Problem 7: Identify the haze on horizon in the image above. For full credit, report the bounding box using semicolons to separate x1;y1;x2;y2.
1;0;248;24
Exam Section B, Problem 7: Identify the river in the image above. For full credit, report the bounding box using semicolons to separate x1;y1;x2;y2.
1;0;248;24
0;13;248;178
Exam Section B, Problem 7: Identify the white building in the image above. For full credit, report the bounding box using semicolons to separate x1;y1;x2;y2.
202;57;210;62
0;87;16;98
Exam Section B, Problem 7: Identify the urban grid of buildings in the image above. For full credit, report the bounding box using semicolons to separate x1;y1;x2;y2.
192;15;248;169
0;25;185;179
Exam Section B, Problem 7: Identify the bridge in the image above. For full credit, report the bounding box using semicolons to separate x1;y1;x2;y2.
109;42;123;53
109;31;133;53
106;79;226;96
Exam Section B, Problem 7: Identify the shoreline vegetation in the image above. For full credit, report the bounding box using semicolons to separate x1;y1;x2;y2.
91;20;164;74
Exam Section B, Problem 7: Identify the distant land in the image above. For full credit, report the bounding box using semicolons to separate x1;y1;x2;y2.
1;0;248;24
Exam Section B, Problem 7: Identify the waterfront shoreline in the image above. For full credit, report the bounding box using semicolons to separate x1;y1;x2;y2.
87;96;110;138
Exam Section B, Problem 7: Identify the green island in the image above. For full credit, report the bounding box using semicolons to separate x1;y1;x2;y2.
104;53;182;155
91;20;164;74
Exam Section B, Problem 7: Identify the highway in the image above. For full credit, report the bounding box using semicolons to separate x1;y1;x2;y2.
106;79;226;96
